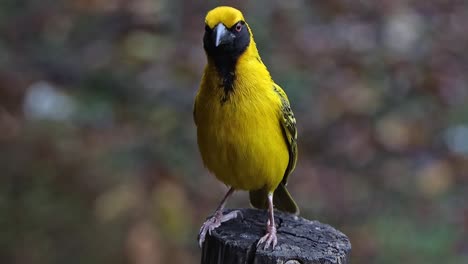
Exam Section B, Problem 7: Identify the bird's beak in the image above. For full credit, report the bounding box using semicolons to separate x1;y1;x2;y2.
214;23;233;47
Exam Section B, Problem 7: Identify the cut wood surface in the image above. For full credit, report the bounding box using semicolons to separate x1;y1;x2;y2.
201;208;351;264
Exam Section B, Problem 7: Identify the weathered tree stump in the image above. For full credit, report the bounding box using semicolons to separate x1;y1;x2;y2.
201;208;351;264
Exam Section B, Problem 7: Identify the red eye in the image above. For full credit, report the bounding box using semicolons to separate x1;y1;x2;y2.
235;23;243;32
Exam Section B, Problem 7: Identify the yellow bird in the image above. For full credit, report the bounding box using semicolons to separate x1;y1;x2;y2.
194;6;299;249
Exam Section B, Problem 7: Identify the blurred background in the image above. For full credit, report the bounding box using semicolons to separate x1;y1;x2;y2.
1;0;468;263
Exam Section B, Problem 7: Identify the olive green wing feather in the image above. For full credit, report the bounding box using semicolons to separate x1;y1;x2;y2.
273;84;298;185
249;84;299;215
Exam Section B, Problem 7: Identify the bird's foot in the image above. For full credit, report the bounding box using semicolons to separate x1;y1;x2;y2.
257;219;277;250
198;210;241;247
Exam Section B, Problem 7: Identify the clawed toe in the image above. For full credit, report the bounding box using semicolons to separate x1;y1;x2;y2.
257;231;278;249
198;210;241;247
198;217;220;247
222;209;242;222
257;224;278;250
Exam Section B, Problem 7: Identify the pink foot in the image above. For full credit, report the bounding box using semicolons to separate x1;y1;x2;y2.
257;219;277;249
198;210;241;247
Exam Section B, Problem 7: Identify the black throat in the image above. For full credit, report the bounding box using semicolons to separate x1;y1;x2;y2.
203;23;250;102
210;55;237;99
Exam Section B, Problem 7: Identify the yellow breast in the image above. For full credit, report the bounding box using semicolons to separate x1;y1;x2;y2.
195;60;289;191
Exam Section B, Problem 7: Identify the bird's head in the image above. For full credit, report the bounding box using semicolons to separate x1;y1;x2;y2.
203;6;251;60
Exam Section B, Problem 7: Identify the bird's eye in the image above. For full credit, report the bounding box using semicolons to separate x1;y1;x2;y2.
205;25;211;32
235;22;243;32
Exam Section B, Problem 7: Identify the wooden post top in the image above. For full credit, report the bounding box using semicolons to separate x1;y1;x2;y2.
201;208;351;264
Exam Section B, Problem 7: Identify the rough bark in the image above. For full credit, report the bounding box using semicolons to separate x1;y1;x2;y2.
201;208;351;264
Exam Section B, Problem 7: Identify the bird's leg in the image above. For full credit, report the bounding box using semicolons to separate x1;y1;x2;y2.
198;187;241;247
257;192;277;249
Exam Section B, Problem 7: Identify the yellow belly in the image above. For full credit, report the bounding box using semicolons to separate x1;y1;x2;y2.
196;95;289;191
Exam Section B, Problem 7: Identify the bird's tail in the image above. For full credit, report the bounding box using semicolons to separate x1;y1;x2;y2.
249;183;300;215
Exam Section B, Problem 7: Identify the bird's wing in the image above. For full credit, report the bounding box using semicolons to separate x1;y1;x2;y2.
273;83;297;185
